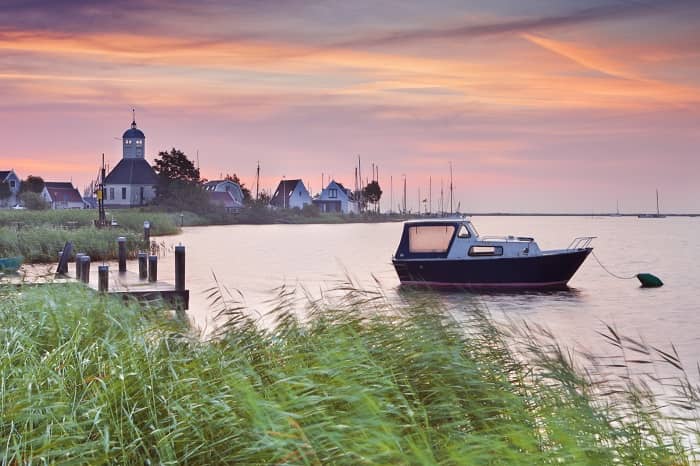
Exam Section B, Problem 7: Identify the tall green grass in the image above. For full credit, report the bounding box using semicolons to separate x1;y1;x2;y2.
0;210;178;235
1;283;697;464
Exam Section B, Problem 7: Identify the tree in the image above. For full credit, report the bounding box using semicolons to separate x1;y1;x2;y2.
224;173;252;202
363;181;383;213
20;191;49;210
153;148;200;183
19;175;44;194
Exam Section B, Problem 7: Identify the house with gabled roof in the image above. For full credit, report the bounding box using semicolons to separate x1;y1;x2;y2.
270;179;311;209
104;114;158;207
0;169;21;208
41;182;87;209
313;180;359;214
203;179;245;206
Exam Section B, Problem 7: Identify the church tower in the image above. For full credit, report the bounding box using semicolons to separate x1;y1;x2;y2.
122;109;145;159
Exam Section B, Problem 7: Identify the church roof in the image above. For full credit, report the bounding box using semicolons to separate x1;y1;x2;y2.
122;127;145;139
104;158;158;185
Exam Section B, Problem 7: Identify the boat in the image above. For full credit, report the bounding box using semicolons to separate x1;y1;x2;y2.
392;218;593;290
0;256;23;274
638;189;666;218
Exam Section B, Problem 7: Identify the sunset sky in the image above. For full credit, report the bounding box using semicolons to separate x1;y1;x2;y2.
1;0;699;213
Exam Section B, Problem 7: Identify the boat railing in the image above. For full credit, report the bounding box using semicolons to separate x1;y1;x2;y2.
567;236;596;249
479;235;534;242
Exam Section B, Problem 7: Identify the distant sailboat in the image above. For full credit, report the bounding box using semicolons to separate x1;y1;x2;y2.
638;189;666;218
611;200;622;217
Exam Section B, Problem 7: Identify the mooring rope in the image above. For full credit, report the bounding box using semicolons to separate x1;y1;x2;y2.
591;251;636;280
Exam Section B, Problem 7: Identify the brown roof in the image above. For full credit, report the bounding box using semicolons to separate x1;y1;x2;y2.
45;185;84;203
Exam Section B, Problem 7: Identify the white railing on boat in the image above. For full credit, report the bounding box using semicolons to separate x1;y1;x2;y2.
567;236;596;249
479;235;534;242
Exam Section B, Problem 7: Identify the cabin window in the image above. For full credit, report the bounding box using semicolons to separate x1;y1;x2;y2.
468;245;503;257
408;225;455;253
457;225;470;238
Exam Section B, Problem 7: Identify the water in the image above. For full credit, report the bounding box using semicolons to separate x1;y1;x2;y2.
153;216;700;372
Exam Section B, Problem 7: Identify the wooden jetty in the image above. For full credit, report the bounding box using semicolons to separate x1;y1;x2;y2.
55;235;189;310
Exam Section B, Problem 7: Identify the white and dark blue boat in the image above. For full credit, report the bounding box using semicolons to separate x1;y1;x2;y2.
392;218;594;290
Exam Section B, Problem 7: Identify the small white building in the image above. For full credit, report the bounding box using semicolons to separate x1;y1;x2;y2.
203;179;245;206
104;115;158;207
41;182;87;209
313;180;359;214
0;169;21;208
270;179;312;209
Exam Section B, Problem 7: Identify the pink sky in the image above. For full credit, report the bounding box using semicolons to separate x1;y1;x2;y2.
1;1;699;213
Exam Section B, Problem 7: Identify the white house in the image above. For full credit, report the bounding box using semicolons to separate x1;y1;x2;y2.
203;179;245;206
0;169;21;208
313;180;359;214
41;182;87;209
270;179;312;209
104;114;158;207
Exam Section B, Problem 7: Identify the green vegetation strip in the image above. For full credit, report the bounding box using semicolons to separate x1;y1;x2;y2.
0;284;695;464
0;211;178;263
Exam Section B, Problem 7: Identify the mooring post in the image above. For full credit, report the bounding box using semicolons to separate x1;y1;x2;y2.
117;236;127;273
98;265;109;292
57;251;66;274
175;245;185;292
143;221;151;245
75;253;85;279
80;255;91;284
138;252;148;280
148;255;158;282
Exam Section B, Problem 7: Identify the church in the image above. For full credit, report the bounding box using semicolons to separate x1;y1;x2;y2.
103;114;159;207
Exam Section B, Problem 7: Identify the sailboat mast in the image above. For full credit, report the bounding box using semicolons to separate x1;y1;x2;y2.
656;189;660;216
449;161;454;215
255;161;260;200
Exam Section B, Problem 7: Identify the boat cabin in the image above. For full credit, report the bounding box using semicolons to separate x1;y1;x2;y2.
394;219;541;261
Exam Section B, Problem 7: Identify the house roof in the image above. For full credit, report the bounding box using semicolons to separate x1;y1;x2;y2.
0;171;10;181
203;179;239;191
45;185;84;203
270;179;304;206
104;158;158;185
208;191;240;208
45;181;75;189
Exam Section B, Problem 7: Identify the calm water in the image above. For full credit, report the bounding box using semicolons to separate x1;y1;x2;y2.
152;217;700;371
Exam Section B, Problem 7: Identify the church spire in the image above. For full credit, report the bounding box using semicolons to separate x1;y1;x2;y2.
131;108;136;129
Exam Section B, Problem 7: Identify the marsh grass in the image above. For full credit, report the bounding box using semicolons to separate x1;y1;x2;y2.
0;211;178;263
1;282;698;464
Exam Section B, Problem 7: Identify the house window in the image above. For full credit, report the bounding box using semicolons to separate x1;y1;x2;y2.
468;245;503;257
121;187;127;200
329;188;338;198
9;180;15;188
109;188;114;200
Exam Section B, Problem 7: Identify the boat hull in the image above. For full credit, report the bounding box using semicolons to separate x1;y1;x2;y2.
393;248;591;290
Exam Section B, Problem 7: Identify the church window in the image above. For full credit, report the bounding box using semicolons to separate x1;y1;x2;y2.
121;187;127;200
136;140;142;145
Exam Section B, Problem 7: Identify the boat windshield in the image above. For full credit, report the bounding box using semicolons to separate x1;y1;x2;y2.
408;224;455;253
466;222;478;237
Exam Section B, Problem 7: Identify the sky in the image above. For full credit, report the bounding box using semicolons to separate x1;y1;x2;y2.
1;0;699;213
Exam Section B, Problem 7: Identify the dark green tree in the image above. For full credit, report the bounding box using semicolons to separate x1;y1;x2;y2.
19;175;44;194
362;181;382;213
153;148;200;183
19;191;49;210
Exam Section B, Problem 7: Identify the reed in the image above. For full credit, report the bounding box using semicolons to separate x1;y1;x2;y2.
0;283;697;464
0;210;178;235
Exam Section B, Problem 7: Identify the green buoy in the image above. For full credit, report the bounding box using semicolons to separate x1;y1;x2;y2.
637;273;663;288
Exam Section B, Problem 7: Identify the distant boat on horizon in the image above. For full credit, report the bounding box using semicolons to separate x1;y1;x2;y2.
638;189;666;218
611;200;622;217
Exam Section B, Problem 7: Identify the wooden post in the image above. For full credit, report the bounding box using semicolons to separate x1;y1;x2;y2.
148;255;157;282
98;265;109;292
57;251;66;274
80;255;91;284
75;253;85;279
138;252;148;280
117;236;127;273
143;221;151;244
175;245;185;292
